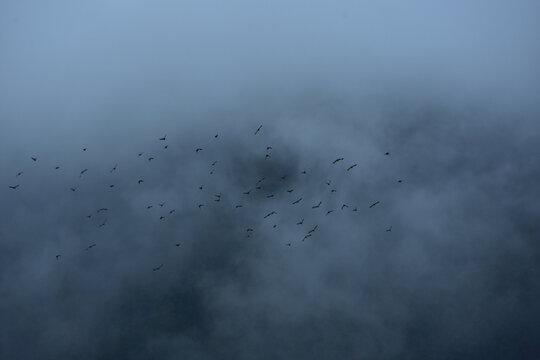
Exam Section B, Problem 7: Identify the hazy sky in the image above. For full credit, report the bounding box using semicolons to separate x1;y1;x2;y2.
1;1;540;359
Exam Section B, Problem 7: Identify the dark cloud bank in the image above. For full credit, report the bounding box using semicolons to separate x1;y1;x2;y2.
1;1;540;359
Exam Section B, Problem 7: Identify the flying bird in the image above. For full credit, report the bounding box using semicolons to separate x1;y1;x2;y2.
287;189;294;193
85;244;96;250
254;125;262;135
160;216;165;220
211;161;218;166
175;243;181;247
97;208;108;213
352;207;358;212
210;170;214;175
159;135;167;141
195;148;203;152
266;146;272;150
199;186;204;190
326;210;334;215
138;152;144;157
312;201;322;208
265;154;271;160
273;224;277;228
79;168;88;177
87;215;92;218
215;133;219;138
385;152;390;156
110;164;117;173
341;204;349;210
138;179;144;184
169;209;175;214
386;226;392;232
308;225;318;233
82;148;87;152
281;175;287;180
153;264;163;271
235;205;243;208
55;166;60;170
296;218;304;225
266;194;275;198
198;204;204;208
369;201;380;208
256;177;265;184
31;157;37;162
159;203;165;207
17;171;23;176
301;170;307;174
292;197;302;204
302;234;312;241
347;164;357;171
326;181;331;186
99;221;106;227
255;186;262;190
397;179;403;183
333;158;344;164
164;145;168;149
147;205;153;209
264;211;277;218
243;189;252;195
56;254;61;260
148;157;154;161
246;228;254;232
8;185;19;189
109;184;114;188
70;187;76;192
331;189;337;193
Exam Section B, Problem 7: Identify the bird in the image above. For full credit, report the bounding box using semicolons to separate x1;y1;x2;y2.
235;205;243;208
198;204;204;208
175;243;181;247
159;203;165;207
159;135;167;141
369;201;380;208
286;242;291;247
214;198;221;202
215;133;219;138
99;221;106;227
70;187;76;192
215;194;221;198
138;179;144;184
243;189;252;195
281;175;287;180
55;166;60;170
296;218;304;225
302;234;312;241
341;204;349;210
195;148;203;152
210;170;214;175
254;125;262;135
79;168;88;177
308;225;318;233
87;214;92;218
347;164;357;171
31;157;37;162
312;201;322;208
16;171;23;176
148;157;154;161
246;228;254;232
255;186;262;190
82;148;87;151
264;211;276;218
331;189;337;193
266;194;275;198
333;158;344;164
265;154;271;160
353;207;358;212
109;184;114;188
287;189;294;193
110;164;118;173
56;254;61;260
164;145;168;149
301;170;307;174
153;264;163;271
397;179;403;183
138;152;144;157
97;208;108;213
211;161;218;166
325;180;331;186
256;177;265;184
266;146;272;150
273;224;277;228
85;244;96;250
169;209;175;214
326;210;334;215
147;205;153;209
386;226;392;232
199;186;204;190
292;197;302;204
385;152;390;155
8;185;19;189
159;216;165;220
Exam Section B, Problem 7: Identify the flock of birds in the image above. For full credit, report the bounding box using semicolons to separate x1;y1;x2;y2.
7;124;400;271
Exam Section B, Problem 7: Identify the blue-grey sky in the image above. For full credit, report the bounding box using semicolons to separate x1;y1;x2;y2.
1;1;540;359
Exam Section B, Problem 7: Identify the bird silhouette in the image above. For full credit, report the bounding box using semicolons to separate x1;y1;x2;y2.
17;171;23;176
264;211;276;218
8;185;19;189
301;170;307;174
99;221;106;227
326;180;331;186
286;242;291;246
235;205;243;208
266;194;275;198
79;168;88;177
281;175;287;180
246;228;254;232
159;203;165;207
397;179;403;183
31;157;37;162
148;157;154;161
164;145;168;149
341;204;349;210
199;186;204;190
254;125;262;135
138;179;144;184
296;218;304;225
256;177;265;184
302;234;312;241
196;148;203;152
326;210;334;215
138;152;144;157
153;264;163;271
273;224;277;228
331;189;336;193
108;185;114;189
266;146;272;150
175;243;181;247
56;254;61;260
160;216;165;220
147;205;153;209
369;201;380;208
347;164;357;171
159;135;167;141
256;186;262;190
385;152;390;155
333;158;344;164
169;209;176;214
353;207;358;212
55;166;60;170
243;189;252;195
386;226;392;232
265;154;271;159
70;187;76;192
287;189;294;193
87;214;92;218
85;244;96;250
308;225;318;233
211;161;218;166
292;197;302;204
110;164;117;173
97;208;108;213
215;133;219;138
198;204;204;208
210;170;214;175
312;201;322;208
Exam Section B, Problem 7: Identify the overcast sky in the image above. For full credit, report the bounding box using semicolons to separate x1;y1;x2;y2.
1;1;540;359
